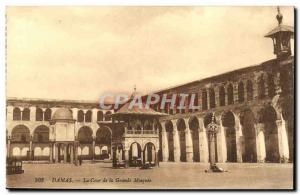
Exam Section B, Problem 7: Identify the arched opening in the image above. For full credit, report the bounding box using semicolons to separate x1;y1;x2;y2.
105;111;112;121
78;126;93;159
33;125;49;143
22;108;30;121
209;88;216;108
36;108;43;121
258;75;266;99
13;107;21;121
97;111;103;121
204;113;218;162
177;118;186;162
11;125;30;143
263;106;280;163
77;110;84;122
227;84;234;105
44;108;51;121
165;120;174;161
129;142;142;167
143;142;156;166
240;109;257;162
267;73;275;98
189;116;200;162
85;110;92;122
238;81;245;103
202;89;208;110
95;127;112;160
246;80;253;101
221;111;237;162
219;86;225;106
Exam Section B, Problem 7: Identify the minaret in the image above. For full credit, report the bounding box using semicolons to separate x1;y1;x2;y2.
265;6;294;59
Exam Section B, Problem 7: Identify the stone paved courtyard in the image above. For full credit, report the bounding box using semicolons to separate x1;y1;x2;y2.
7;162;293;189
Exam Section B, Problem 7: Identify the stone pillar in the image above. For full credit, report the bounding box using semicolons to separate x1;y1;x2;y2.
276;117;289;162
29;136;33;160
29;106;36;121
64;144;67;163
207;89;211;110
7;138;11;158
72;108;78;121
216;120;227;163
235;116;243;163
74;143;78;165
124;149;129;167
49;142;53;163
92;109;98;123
141;151;144;164
255;123;266;163
70;145;74;164
184;119;193;162
55;143;59;163
161;122;169;162
92;138;96;161
199;118;209;163
173;124;181;162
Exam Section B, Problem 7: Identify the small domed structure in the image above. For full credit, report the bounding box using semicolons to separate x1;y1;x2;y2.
52;108;73;121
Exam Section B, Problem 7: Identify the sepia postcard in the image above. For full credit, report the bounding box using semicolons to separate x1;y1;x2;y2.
6;6;295;190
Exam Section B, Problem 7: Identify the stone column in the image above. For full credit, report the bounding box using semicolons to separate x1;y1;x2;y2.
199;118;209;163
64;144;67;163
161;122;169;162
29;136;33;160
70;145;74;164
216;118;227;163
92;137;96;161
49;142;53;163
29;106;36;121
74;143;78;165
55;143;59;163
255;123;266;163
235;116;243;163
141;151;144;164
7;137;11;158
173;123;181;162
184;118;193;162
124;149;129;167
276;117;289;162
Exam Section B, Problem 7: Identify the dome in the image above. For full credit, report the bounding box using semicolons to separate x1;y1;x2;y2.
52;108;73;121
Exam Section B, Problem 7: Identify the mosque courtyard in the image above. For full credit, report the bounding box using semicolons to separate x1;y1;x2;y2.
7;162;293;189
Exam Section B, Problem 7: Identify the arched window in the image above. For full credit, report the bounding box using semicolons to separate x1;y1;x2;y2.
85;110;92;122
219;86;225;106
202;89;208;110
246;80;253;101
36;108;43;121
267;74;275;98
44;108;52;121
77;110;84;122
227;83;234;105
97;111;103;121
209;88;215;108
258;75;265;99
22;108;30;121
105;111;112;121
238;81;245;103
13;107;21;121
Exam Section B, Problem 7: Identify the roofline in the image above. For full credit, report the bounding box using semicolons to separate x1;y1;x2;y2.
146;56;294;94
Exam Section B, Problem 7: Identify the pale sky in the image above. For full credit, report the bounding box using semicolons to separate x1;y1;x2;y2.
6;6;294;101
